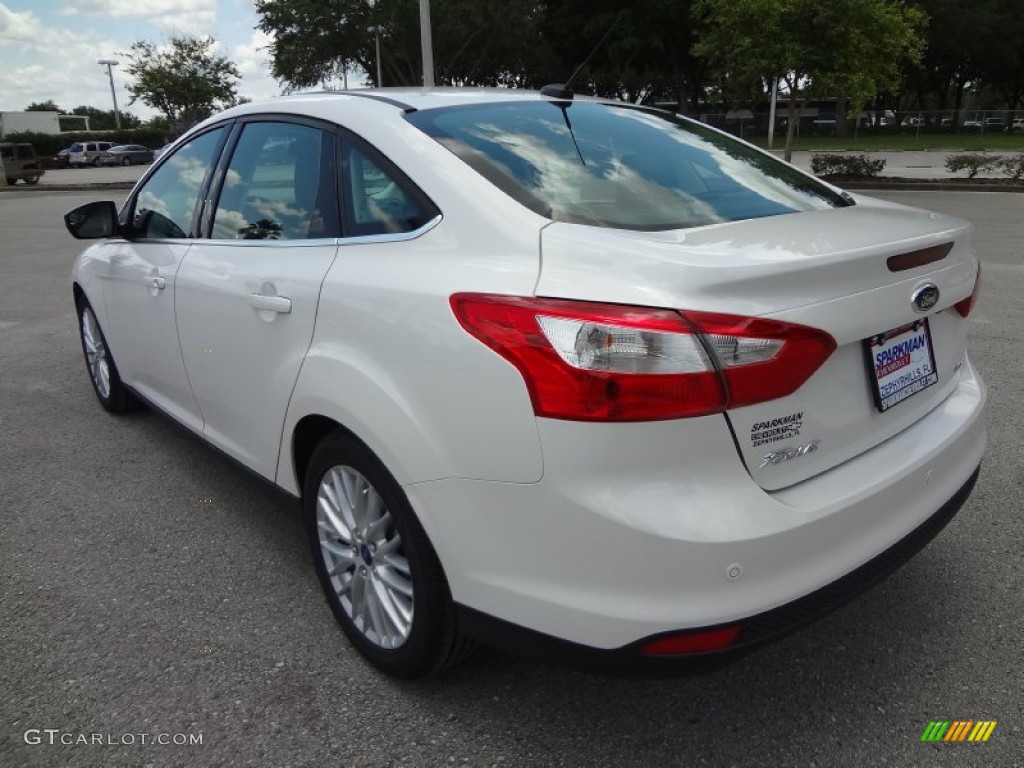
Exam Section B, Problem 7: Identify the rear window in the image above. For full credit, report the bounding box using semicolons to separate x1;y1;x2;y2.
406;101;849;231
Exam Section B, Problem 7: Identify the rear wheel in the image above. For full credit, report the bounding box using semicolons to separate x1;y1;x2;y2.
77;298;136;413
304;432;471;678
121;157;131;166
5;177;14;185
23;175;39;185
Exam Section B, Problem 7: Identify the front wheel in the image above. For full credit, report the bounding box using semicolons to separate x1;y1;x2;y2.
121;157;131;166
304;432;471;678
23;175;39;185
77;298;136;413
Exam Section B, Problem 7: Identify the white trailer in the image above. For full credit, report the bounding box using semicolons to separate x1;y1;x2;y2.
0;111;62;137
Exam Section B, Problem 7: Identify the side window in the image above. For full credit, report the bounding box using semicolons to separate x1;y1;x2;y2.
132;128;224;239
211;121;338;240
0;146;13;159
342;142;436;237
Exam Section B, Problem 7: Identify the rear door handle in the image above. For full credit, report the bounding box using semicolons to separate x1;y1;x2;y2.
150;276;166;290
250;293;292;314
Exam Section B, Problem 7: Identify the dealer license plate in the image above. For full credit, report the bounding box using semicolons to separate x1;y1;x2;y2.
866;319;938;412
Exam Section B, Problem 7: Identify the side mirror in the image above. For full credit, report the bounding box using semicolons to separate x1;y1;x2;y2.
64;201;119;239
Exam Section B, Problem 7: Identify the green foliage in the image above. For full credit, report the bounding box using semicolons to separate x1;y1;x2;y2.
25;100;65;112
998;153;1024;181
70;105;143;130
944;152;1004;178
121;34;241;127
2;130;171;166
693;0;926;158
810;153;886;177
256;0;549;89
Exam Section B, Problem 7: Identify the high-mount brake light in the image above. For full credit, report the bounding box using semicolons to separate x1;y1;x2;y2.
450;294;836;421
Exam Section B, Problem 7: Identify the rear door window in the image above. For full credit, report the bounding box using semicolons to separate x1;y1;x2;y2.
211;120;340;240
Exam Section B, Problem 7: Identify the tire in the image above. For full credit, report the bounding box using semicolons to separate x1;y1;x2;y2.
5;177;15;185
76;298;136;413
24;175;39;185
122;157;131;166
304;431;471;678
92;157;101;167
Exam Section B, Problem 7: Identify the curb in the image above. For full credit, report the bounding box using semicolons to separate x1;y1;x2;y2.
837;180;1024;193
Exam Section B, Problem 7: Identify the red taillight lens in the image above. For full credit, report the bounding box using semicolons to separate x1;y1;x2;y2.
955;264;981;317
641;625;742;655
687;311;837;408
450;294;836;421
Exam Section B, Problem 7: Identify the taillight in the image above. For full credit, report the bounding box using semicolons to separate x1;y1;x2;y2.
955;263;981;317
450;294;836;421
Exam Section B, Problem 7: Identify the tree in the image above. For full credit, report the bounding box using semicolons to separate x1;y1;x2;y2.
539;0;706;108
694;0;925;160
121;34;241;127
25;100;65;112
256;0;549;89
70;105;142;130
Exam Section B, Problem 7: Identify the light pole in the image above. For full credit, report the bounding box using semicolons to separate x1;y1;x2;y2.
367;26;384;87
97;59;121;130
419;0;434;87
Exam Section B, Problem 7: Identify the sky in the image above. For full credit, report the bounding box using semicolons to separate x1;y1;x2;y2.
0;0;347;119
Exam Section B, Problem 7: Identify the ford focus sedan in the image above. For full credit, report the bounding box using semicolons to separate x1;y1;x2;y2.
65;88;985;678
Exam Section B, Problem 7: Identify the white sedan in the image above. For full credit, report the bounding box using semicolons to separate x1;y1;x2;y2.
64;87;985;678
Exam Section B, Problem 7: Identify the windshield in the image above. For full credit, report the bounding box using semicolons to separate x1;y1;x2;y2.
406;101;850;231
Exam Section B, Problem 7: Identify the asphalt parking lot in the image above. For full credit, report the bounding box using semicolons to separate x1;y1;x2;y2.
1;189;1022;768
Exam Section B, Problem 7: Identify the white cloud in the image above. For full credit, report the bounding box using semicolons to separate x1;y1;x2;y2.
231;28;281;103
0;2;38;43
61;0;216;33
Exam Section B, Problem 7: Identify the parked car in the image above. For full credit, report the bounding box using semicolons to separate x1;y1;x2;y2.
1012;118;1024;133
68;141;115;167
64;89;986;678
52;148;71;168
984;117;1005;131
99;144;155;166
1;142;45;184
153;143;173;160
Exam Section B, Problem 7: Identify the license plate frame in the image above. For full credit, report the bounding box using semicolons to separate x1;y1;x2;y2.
865;319;939;412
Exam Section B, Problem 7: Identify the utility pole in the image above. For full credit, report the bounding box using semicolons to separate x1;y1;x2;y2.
368;27;384;87
419;0;434;87
98;59;122;130
768;77;778;150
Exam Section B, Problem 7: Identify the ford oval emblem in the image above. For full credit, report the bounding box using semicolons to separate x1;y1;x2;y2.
912;283;940;313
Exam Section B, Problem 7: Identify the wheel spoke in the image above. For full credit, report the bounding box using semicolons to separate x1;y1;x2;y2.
333;470;358;533
365;575;390;640
376;564;413;598
318;492;352;542
376;536;404;560
326;549;355;576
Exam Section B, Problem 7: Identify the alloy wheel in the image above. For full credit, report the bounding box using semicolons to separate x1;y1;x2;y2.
81;306;111;399
315;465;414;649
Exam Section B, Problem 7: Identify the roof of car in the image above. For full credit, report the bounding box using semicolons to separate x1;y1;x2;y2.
219;87;612;118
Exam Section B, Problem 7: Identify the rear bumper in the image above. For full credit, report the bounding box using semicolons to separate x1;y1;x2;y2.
458;464;979;672
406;355;986;653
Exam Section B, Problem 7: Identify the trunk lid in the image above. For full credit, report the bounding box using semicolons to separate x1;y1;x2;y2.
536;200;978;490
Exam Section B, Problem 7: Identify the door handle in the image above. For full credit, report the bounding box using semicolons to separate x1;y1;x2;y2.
250;293;292;314
150;276;166;290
